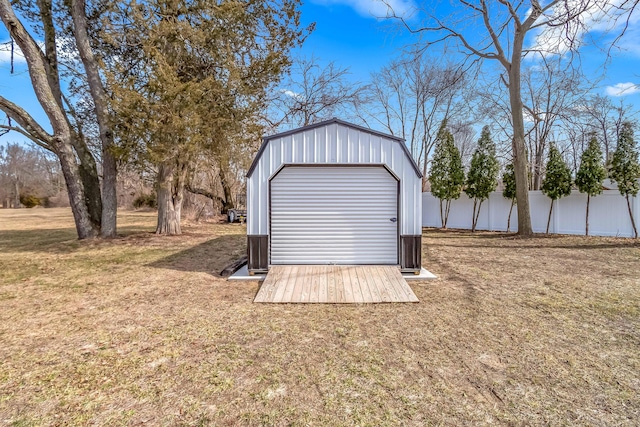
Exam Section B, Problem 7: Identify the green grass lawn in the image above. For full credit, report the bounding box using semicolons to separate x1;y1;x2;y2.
1;208;639;426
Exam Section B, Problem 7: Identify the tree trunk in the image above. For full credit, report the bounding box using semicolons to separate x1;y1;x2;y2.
533;148;544;190
585;194;590;236
546;199;554;235
100;146;118;236
509;36;533;236
0;0;98;238
471;199;477;232
72;139;102;228
156;160;187;235
58;141;100;238
39;0;102;231
473;199;483;232
507;200;514;232
625;194;638;239
70;0;117;237
13;178;19;208
218;166;235;213
439;199;445;228
443;199;451;229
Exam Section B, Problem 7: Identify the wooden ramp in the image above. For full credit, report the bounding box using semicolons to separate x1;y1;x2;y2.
254;265;419;304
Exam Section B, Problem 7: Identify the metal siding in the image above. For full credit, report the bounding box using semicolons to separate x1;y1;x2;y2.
247;122;422;236
271;166;398;264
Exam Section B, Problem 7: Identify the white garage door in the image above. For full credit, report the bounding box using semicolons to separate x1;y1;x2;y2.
270;166;398;265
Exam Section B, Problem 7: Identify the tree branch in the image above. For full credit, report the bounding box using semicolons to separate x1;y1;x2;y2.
0;124;54;151
0;0;71;139
479;0;510;67
0;95;53;147
185;183;225;204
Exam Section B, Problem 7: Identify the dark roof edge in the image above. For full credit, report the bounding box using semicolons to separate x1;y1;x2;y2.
263;118;404;143
246;118;423;178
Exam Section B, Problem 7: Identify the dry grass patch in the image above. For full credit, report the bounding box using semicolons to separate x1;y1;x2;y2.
0;210;639;426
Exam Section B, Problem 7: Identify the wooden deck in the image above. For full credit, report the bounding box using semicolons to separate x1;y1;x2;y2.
254;265;419;304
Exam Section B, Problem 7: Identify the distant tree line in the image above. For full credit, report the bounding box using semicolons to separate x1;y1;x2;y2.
426;121;639;237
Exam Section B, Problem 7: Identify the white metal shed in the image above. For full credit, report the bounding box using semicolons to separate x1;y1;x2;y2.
246;118;423;274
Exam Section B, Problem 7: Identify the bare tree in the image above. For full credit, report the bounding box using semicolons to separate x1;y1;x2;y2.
386;0;637;235
578;95;637;164
0;0;99;237
0;0;118;237
272;56;365;128
0;142;65;207
522;59;591;189
559;95;639;177
358;53;470;190
449;119;476;168
0;143;28;208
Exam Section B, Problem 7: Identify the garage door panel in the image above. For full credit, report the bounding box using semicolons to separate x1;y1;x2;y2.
270;166;398;265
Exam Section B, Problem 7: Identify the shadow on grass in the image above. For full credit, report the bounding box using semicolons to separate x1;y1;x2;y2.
423;229;640;250
423;228;513;239
430;242;640;249
147;234;245;277
0;228;80;252
0;225;157;253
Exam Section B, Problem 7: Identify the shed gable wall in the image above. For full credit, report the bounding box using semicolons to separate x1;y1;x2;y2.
247;123;422;236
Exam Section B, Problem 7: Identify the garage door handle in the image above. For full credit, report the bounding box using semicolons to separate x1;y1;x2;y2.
390;218;397;223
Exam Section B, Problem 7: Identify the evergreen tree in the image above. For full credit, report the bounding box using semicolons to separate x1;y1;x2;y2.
541;144;572;234
575;134;606;236
610;122;640;238
108;0;307;235
502;163;517;232
429;120;465;228
465;126;499;231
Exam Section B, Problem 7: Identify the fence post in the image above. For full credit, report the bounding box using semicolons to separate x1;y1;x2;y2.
635;193;640;237
487;194;492;231
555;195;561;234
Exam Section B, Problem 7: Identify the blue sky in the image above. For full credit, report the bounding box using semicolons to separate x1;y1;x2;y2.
298;0;640;95
1;0;640;145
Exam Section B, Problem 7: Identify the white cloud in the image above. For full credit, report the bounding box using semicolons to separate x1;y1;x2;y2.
312;0;416;19
605;82;640;96
0;38;75;65
281;89;302;99
528;0;640;57
0;40;27;64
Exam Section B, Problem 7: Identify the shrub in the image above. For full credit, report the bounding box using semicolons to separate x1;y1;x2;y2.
20;194;41;208
133;193;157;209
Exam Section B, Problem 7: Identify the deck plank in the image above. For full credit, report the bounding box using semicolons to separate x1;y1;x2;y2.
318;266;328;302
327;265;337;303
254;265;418;304
254;265;280;302
281;266;298;302
299;266;311;303
376;266;401;301
359;266;381;302
384;267;419;302
334;267;347;304
290;266;304;302
348;266;363;303
309;266;319;303
355;266;374;302
340;267;353;303
271;266;290;303
372;267;394;302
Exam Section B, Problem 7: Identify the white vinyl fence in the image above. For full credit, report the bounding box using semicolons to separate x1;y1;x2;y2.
422;190;640;237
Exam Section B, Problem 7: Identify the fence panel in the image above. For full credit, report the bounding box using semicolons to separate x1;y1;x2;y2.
422;190;639;237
